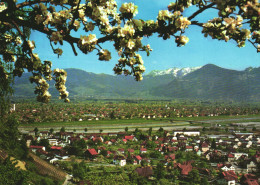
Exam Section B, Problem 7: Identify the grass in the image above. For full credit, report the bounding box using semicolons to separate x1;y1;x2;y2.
19;118;173;127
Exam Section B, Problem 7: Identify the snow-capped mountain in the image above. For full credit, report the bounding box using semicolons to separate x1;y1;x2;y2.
146;66;202;78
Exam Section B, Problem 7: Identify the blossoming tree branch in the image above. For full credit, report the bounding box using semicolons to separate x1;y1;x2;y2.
0;0;259;103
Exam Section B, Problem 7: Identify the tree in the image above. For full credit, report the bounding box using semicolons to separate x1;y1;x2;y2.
201;177;210;185
99;129;103;133
49;128;54;134
84;128;88;133
252;126;257;131
0;1;259;103
188;169;200;184
39;139;50;150
155;162;166;180
0;157;29;185
148;127;152;136
72;161;89;180
60;126;65;133
211;139;216;149
34;127;39;135
158;127;164;132
125;126;128;132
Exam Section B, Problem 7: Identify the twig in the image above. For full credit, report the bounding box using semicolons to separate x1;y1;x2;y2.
69;42;78;56
67;0;81;34
188;3;215;20
11;20;34;58
248;39;258;50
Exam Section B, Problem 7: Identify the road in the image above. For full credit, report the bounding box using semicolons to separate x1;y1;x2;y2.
63;175;72;185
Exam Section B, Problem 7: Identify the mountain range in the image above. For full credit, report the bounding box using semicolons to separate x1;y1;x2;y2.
13;64;260;101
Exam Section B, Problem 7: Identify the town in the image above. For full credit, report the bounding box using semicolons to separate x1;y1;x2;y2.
20;124;260;185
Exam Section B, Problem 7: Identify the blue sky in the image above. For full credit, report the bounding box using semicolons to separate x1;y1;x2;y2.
31;0;260;75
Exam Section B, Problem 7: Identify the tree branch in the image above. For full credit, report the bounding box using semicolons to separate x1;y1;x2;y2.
188;2;215;20
67;0;81;34
248;39;258;50
11;20;34;57
69;42;78;56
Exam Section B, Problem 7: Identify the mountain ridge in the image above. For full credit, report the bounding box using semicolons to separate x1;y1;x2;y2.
13;64;260;101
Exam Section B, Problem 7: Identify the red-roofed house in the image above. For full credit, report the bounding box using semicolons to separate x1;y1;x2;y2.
165;154;175;161
177;161;193;175
125;136;134;140
201;143;210;153
185;146;193;152
128;149;134;153
85;148;98;159
140;148;147;154
30;145;45;153
135;155;142;164
104;141;112;145
240;174;259;185
228;153;235;162
221;171;238;185
51;146;63;150
118;148;125;154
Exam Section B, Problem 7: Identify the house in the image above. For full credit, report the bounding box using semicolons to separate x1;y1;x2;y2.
85;148;98;159
233;153;248;160
201;143;210;153
227;153;235;162
221;171;238;185
219;164;235;172
30;145;45;153
125;136;134;141
51;146;63;150
135;166;153;178
240;174;259;185
48;138;58;146
196;150;202;156
60;132;74;141
134;155;142;164
107;151;112;156
113;155;126;166
252;151;260;162
108;133;117;137
247;161;258;173
165;154;175;161
140;148;147;154
39;131;49;138
117;148;125;154
49;157;59;164
92;136;104;143
128;149;135;153
173;131;200;137
185;146;193;152
177;161;193;175
104;141;112;145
